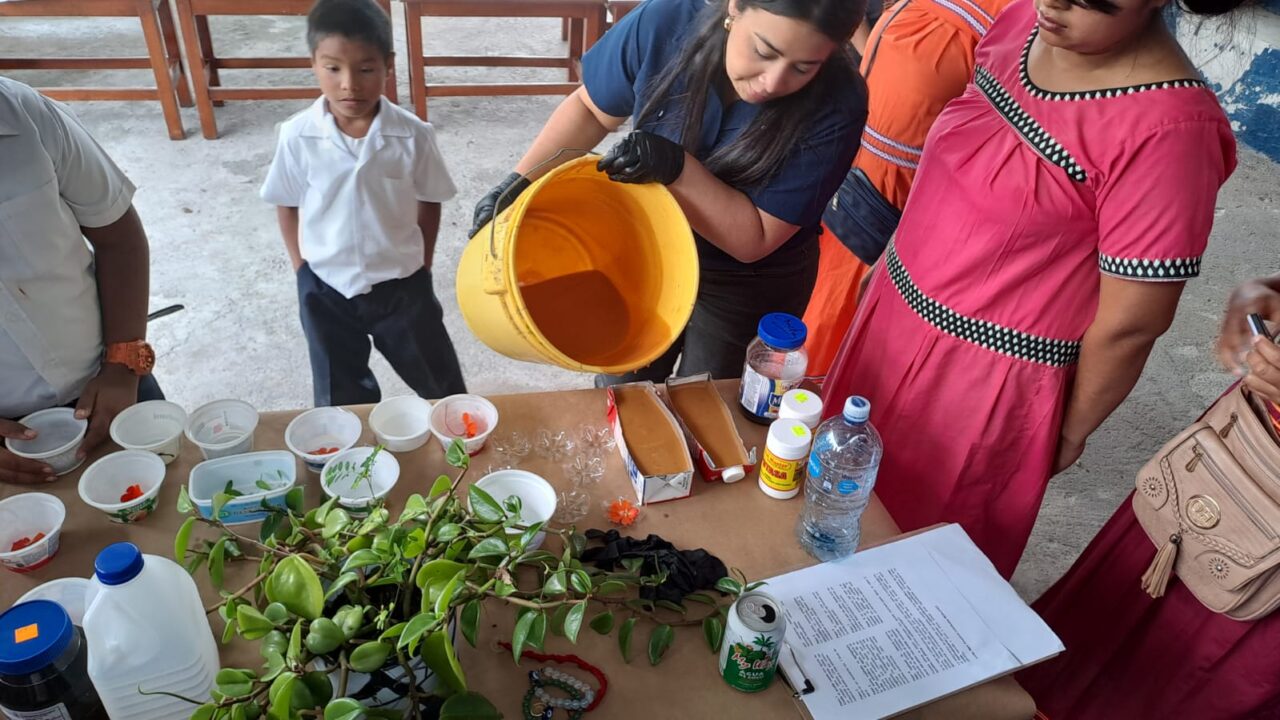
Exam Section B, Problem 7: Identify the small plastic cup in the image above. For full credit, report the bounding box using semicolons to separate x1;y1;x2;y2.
186;399;259;460
77;450;167;523
5;407;88;476
285;407;363;473
369;396;433;453
18;577;91;625
110;400;187;465
430;395;499;456
0;493;66;573
474;469;557;550
321;446;401;516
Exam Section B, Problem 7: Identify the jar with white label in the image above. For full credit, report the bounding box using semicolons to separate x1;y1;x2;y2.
0;600;107;720
758;418;812;500
739;314;808;425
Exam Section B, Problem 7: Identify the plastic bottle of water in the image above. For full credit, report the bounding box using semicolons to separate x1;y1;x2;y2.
83;542;218;719
797;396;882;561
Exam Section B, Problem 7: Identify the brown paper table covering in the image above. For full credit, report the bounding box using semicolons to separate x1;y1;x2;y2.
0;383;1035;720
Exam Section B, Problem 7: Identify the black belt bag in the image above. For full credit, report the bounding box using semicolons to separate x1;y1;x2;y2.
821;167;901;266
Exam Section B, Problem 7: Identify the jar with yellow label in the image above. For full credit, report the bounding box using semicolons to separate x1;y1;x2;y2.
758;419;812;500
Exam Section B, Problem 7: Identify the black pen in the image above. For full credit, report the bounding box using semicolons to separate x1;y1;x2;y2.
1248;313;1274;343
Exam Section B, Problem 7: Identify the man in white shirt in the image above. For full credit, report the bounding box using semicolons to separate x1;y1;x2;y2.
0;77;160;484
261;0;465;406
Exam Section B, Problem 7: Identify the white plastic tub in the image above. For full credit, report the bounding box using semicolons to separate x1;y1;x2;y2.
430;394;498;456
473;470;557;550
78;450;167;523
321;446;400;516
6;407;88;475
188;450;296;525
110;400;187;464
0;493;66;573
284;407;363;473
185;399;258;460
369;396;433;453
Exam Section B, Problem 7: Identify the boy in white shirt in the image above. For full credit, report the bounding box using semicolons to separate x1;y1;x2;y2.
261;0;466;406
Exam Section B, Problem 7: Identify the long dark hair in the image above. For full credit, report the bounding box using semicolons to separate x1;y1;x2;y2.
636;0;865;190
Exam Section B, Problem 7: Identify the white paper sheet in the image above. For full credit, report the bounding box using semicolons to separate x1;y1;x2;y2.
767;524;1062;719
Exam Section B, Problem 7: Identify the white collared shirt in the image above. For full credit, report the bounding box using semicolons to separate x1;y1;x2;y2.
260;97;457;299
0;77;134;419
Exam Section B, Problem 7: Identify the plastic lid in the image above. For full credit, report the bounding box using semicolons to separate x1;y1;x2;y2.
779;389;823;428
721;466;746;484
0;600;73;675
94;542;144;586
767;419;813;454
843;396;871;424
757;313;807;352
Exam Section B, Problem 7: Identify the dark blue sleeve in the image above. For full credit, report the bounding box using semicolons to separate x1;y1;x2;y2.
581;0;692;118
749;97;866;228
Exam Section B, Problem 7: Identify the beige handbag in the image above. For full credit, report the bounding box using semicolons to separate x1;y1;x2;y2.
1133;384;1280;620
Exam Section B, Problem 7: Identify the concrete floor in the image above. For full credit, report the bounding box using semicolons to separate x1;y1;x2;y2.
2;13;1278;601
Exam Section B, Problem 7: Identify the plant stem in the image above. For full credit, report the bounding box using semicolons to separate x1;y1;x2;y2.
205;571;270;614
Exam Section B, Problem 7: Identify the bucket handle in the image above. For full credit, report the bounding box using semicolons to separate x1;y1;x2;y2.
488;147;594;259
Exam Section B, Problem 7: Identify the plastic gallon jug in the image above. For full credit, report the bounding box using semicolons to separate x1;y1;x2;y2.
82;543;218;719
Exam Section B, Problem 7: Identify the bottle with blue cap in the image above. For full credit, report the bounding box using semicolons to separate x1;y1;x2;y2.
739;313;809;425
0;599;106;719
797;396;883;561
82;542;218;719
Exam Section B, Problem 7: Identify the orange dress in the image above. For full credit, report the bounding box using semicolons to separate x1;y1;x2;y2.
803;0;1013;379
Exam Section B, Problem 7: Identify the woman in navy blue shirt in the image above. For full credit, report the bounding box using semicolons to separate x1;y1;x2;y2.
472;0;867;384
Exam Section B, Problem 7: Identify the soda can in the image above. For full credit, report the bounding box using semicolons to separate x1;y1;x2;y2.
719;590;786;693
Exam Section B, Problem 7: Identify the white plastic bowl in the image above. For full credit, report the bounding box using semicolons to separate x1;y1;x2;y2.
78;450;167;524
5;407;88;476
186;399;259;459
473;470;557;550
430;395;498;456
189;451;297;525
0;493;66;573
321;446;400;516
109;400;187;465
369;396;433;453
18;577;91;624
285;407;363;473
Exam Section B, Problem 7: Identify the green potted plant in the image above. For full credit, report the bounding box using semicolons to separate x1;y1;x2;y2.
170;439;753;720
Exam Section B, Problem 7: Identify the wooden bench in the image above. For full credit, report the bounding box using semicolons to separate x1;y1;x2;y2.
402;0;606;120
0;0;191;140
172;0;398;139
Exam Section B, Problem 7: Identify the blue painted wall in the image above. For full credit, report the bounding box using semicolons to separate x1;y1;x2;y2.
1220;47;1280;162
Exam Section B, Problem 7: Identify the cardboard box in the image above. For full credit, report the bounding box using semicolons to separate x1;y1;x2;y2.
665;374;757;483
606;382;694;505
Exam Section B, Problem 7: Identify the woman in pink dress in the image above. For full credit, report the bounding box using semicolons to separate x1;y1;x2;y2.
1016;279;1280;718
821;0;1240;578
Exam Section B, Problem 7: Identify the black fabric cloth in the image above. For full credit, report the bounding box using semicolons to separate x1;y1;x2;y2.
581;529;728;604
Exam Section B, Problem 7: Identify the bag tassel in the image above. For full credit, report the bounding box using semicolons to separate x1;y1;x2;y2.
1141;533;1181;598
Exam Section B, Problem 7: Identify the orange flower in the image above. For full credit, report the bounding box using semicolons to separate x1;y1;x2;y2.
606;498;639;527
119;484;144;503
461;412;479;439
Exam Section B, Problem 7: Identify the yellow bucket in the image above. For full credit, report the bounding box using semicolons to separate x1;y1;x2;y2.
457;156;699;375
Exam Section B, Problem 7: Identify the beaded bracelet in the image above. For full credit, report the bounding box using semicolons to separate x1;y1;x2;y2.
523;668;587;720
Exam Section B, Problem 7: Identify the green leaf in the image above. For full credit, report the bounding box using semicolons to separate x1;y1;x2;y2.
212;492;233;521
237;606;276;640
589;611;614;635
434;571;465;616
434;523;462;543
176;485;194;514
702;616;724;653
378;621;409;642
264;602;290;625
266;556;325;620
286;488;304;514
209;537;228;588
517;522;545;550
445;438;469;470
596;580;627;596
259;513;281;544
563;602;587;644
267;672;297;720
322;508;352;539
398;612;439;655
648;624;675;666
415;559;466;592
261;650;286;682
347;642;392;673
656;600;687;615
461;600;481;648
401;493;430;521
543;570;567;596
493;580;516;598
429;475;453;500
620;557;643;574
439;692;500;720
421;629;468;696
550;605;571;637
467;485;504;523
192;703;216;720
175;517;197;565
468;537;509;560
215;668;255;698
684;592;718;607
324;698;366;720
287;620;304;665
324;571;360;601
511;610;536;663
305;618;345;655
527;611;547;652
619;617;637;663
569;570;592;595
314;496;338;526
342;549;382;573
715;577;744;596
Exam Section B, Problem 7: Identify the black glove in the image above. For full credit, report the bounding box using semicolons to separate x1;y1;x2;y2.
581;529;729;604
469;171;531;239
596;131;686;185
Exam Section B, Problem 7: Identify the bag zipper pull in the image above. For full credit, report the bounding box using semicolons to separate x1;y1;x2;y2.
1186;445;1203;473
1219;412;1239;439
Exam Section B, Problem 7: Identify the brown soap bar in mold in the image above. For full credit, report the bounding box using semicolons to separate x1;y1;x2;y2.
667;379;750;468
614;385;689;476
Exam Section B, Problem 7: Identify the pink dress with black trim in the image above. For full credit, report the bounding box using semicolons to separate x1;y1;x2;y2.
820;0;1237;578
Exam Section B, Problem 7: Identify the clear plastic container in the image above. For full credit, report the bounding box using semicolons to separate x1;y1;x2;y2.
797;396;882;561
738;314;809;425
0;600;107;719
83;543;218;719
